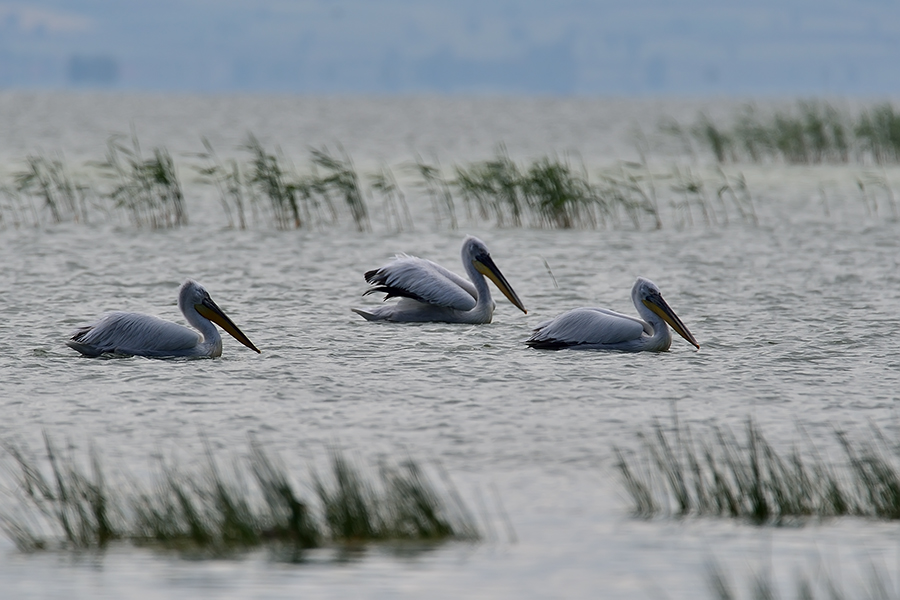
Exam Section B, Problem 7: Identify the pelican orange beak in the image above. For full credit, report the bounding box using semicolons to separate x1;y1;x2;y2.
642;292;700;349
196;297;261;353
474;255;527;314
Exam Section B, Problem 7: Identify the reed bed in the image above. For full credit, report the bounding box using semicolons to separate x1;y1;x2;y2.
665;101;900;165
615;417;900;525
0;134;762;231
0;435;478;557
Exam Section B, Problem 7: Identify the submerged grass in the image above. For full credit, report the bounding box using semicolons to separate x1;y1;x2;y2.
616;417;900;524
0;436;478;557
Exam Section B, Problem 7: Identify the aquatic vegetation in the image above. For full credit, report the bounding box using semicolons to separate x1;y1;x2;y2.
665;101;900;165
241;134;304;230
450;150;669;230
99;132;187;228
0;434;121;550
408;155;458;229
0;154;99;228
615;417;900;524
309;146;370;232
13;155;95;225
368;165;413;232
855;103;900;165
0;131;765;232
706;559;900;600
0;435;478;556
856;172;899;219
193;138;249;229
200;137;371;231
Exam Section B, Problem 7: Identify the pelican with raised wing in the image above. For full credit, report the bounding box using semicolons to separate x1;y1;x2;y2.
67;279;261;358
526;277;699;352
352;235;527;323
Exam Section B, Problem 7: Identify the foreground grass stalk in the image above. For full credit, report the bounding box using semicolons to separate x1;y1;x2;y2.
0;437;478;556
616;417;900;524
706;559;900;600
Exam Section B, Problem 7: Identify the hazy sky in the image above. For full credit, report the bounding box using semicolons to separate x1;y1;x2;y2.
2;0;899;95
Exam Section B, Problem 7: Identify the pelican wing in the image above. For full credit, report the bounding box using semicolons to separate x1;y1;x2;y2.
68;311;201;356
527;307;650;349
364;255;477;310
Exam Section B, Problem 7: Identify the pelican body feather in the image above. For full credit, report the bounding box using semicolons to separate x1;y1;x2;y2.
353;236;526;323
526;277;699;352
67;279;261;358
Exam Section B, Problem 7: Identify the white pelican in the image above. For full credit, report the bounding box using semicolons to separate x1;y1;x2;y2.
526;277;699;352
352;235;527;323
67;279;261;358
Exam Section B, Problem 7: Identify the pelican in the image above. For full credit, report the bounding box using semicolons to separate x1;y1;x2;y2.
526;277;699;352
352;235;527;323
67;279;261;358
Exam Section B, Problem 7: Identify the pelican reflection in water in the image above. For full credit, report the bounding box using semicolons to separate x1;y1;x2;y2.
352;235;527;323
526;277;699;352
67;279;261;358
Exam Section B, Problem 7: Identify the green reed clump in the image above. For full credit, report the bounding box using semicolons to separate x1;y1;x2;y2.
233;137;371;231
453;147;525;227
855;103;900;164
450;150;663;229
242;134;304;229
248;440;320;550
521;156;605;229
314;453;477;543
100;132;187;228
0;436;478;556
693;115;735;164
309;146;370;232
310;146;370;232
615;416;900;524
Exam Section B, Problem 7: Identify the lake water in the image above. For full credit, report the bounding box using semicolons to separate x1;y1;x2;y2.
1;92;899;599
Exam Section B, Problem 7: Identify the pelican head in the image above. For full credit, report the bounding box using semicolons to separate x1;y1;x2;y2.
464;236;527;314
633;277;699;349
179;280;261;353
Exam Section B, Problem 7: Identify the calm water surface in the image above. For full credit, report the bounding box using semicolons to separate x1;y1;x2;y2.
1;93;899;599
